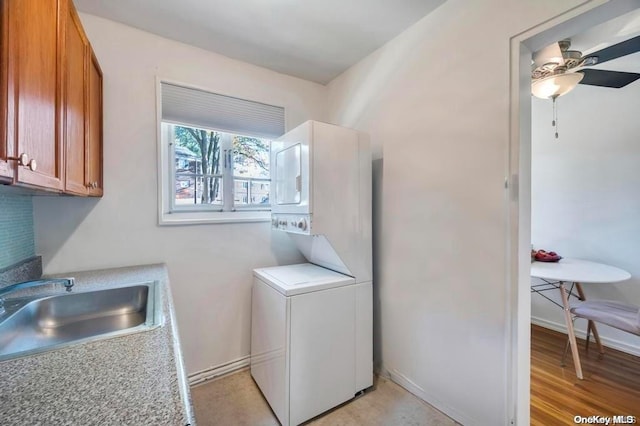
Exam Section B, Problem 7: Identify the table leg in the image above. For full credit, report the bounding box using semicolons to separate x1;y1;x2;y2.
575;283;604;356
559;281;583;379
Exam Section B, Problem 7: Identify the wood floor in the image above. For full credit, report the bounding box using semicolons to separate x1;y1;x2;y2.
531;324;640;425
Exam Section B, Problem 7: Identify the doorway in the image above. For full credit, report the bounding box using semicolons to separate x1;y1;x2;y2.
509;1;640;424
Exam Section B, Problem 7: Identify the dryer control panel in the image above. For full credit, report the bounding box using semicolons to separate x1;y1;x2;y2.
271;214;311;234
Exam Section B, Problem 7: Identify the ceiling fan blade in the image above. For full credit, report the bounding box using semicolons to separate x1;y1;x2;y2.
533;42;564;68
578;69;640;88
585;35;640;65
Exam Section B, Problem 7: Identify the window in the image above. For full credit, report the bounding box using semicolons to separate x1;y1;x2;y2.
158;81;284;225
167;123;270;209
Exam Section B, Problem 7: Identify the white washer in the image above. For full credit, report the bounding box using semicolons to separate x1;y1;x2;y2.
250;263;372;426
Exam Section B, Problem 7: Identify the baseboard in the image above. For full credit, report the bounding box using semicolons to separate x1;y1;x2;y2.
387;368;472;426
531;316;640;357
188;355;250;387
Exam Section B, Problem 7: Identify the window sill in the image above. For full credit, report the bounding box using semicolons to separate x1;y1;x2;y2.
159;210;271;226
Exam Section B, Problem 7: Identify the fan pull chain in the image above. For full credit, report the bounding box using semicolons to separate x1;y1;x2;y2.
552;95;559;139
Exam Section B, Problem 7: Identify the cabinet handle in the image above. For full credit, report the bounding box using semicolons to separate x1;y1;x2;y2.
7;153;29;166
7;153;36;171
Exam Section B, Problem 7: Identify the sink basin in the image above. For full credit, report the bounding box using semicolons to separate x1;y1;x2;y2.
0;282;162;362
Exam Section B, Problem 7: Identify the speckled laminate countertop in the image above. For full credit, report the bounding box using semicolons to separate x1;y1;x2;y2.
0;264;195;426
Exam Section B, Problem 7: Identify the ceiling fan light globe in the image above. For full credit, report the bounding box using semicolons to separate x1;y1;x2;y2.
531;72;584;99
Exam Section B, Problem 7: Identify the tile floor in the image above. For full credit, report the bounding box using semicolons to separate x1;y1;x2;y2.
191;370;458;425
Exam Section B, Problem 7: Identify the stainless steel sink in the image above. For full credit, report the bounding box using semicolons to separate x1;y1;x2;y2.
0;282;162;362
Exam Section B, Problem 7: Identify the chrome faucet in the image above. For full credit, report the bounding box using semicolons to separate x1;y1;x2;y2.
0;278;75;315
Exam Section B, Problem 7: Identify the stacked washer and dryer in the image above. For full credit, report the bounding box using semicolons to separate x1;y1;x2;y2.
250;120;373;426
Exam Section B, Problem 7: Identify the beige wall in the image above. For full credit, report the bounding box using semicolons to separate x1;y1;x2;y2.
33;13;325;374
326;1;586;424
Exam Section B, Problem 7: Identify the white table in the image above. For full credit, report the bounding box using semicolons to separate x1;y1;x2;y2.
530;258;631;379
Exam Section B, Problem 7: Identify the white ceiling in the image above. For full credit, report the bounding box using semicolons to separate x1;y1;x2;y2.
73;0;446;84
566;8;640;73
570;8;640;57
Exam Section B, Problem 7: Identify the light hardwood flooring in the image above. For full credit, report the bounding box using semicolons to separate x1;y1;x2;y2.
191;371;458;425
531;324;640;425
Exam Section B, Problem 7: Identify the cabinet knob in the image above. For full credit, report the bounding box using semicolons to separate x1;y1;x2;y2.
7;153;36;171
7;153;29;166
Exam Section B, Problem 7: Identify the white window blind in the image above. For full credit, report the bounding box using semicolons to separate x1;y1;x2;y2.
161;82;285;138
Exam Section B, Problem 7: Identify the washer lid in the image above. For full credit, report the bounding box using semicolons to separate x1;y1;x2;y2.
254;263;355;296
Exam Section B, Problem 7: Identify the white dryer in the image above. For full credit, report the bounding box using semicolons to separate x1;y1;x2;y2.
251;263;372;426
251;121;373;425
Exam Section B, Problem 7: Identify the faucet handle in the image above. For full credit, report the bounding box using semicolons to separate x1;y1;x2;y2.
63;277;75;292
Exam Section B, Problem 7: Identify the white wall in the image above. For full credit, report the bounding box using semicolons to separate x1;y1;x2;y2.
33;14;326;374
531;79;640;353
326;1;585;424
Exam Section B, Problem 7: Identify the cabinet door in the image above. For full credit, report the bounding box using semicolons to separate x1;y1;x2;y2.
86;47;103;196
63;4;88;195
7;0;64;190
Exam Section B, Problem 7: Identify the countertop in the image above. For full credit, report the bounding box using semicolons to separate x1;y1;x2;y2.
0;264;195;426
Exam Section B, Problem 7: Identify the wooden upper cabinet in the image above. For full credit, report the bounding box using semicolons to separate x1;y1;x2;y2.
86;48;103;197
6;0;64;191
0;0;103;195
64;3;89;195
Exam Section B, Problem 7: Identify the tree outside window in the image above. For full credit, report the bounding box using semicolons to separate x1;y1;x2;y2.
168;123;270;210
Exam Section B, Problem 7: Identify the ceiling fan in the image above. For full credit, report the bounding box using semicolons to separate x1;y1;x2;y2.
531;35;640;99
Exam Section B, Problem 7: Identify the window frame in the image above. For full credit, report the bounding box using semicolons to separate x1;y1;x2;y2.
156;78;282;225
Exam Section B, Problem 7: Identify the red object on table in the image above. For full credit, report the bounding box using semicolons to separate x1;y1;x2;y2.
533;249;562;262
